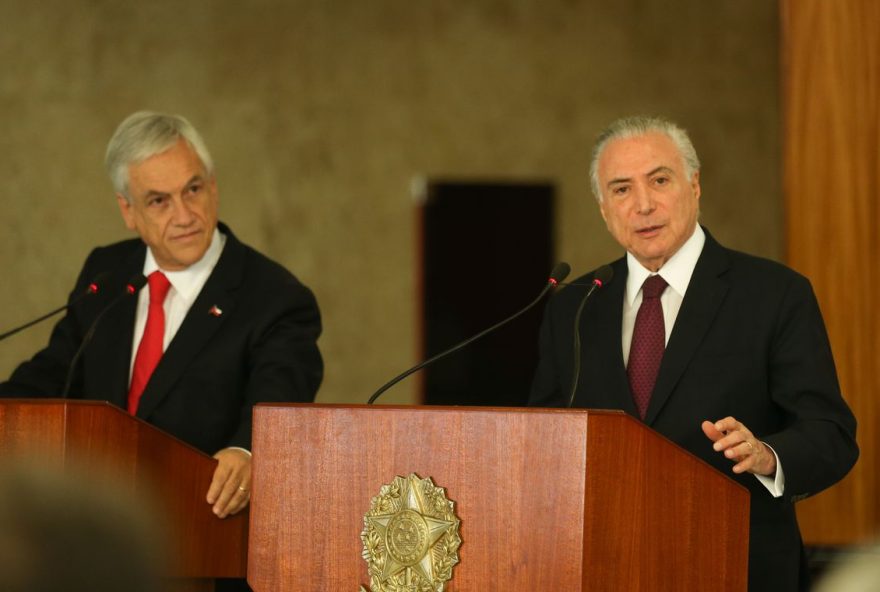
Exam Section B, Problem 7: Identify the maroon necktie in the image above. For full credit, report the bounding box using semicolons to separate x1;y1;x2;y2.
127;271;171;415
628;275;668;419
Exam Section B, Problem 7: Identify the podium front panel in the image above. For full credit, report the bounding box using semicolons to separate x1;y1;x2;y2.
250;404;748;591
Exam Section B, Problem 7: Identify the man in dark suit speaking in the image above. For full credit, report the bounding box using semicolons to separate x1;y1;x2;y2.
529;116;857;591
0;111;323;521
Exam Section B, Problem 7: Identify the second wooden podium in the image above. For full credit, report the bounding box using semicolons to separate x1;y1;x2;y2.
249;404;749;591
0;399;248;591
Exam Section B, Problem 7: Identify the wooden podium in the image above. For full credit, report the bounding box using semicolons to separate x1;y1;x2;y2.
249;404;750;591
0;399;248;591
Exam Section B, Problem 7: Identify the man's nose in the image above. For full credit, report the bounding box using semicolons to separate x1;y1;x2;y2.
633;184;655;214
170;197;196;225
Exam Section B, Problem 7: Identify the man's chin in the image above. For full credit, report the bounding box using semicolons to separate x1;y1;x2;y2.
632;246;673;270
161;246;210;271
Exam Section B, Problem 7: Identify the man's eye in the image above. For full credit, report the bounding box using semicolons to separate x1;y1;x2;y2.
613;186;629;195
147;196;167;207
654;177;669;185
187;184;202;195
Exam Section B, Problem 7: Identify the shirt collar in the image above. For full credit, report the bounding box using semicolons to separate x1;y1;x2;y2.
142;227;226;303
625;224;705;305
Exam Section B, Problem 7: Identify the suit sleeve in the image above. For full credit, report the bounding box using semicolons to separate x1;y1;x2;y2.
226;278;323;449
761;274;858;501
529;298;567;408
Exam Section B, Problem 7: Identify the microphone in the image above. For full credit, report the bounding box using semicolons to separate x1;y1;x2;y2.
61;274;147;399
367;262;571;405
567;264;613;408
0;272;110;342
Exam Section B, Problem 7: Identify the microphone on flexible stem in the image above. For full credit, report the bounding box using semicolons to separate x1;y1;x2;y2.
367;262;571;405
61;274;147;399
0;272;111;342
567;264;614;408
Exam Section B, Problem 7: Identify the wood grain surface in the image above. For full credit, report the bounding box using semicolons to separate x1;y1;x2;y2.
250;404;748;591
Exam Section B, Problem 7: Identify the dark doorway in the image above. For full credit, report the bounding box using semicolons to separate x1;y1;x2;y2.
418;180;555;407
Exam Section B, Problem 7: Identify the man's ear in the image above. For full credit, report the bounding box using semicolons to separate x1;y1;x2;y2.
116;194;136;231
691;171;701;201
598;198;609;224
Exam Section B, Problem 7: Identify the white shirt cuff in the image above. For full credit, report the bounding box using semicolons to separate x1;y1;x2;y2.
225;446;252;457
754;441;784;497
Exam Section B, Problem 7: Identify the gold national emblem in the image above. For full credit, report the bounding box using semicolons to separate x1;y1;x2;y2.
360;473;461;592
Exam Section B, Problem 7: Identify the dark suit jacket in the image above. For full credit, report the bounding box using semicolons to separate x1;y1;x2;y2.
529;228;857;591
0;223;323;454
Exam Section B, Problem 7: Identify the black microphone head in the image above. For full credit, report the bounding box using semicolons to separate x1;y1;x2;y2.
126;274;148;295
592;264;614;288
548;262;571;286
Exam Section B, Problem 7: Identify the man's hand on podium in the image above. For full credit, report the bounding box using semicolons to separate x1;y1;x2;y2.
207;447;252;518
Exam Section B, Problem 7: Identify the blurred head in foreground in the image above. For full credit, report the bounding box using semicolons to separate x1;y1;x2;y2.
814;545;880;592
0;463;165;592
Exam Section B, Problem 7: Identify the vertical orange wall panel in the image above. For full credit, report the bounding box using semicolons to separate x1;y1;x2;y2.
782;0;880;544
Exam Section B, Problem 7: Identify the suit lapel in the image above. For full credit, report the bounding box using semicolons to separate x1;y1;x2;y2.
579;258;638;415
134;227;245;420
643;231;731;425
87;248;146;408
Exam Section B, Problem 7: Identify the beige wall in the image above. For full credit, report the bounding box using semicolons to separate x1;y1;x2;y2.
0;1;779;404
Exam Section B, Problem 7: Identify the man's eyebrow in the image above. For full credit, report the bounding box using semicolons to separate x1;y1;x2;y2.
606;166;676;188
647;166;675;177
142;175;204;198
606;176;632;188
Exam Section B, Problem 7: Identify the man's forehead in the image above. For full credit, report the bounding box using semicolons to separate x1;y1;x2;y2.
599;132;684;178
128;142;207;183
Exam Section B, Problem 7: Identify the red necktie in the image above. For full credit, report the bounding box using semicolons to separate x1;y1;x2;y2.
127;271;171;414
628;275;668;419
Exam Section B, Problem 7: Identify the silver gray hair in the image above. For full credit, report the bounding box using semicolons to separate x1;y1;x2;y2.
105;111;214;199
589;116;700;201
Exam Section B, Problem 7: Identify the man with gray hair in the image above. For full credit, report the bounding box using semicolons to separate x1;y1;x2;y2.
1;111;323;524
530;116;857;590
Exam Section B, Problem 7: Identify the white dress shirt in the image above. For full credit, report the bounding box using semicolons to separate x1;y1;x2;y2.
622;224;784;497
128;228;226;378
127;228;251;456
